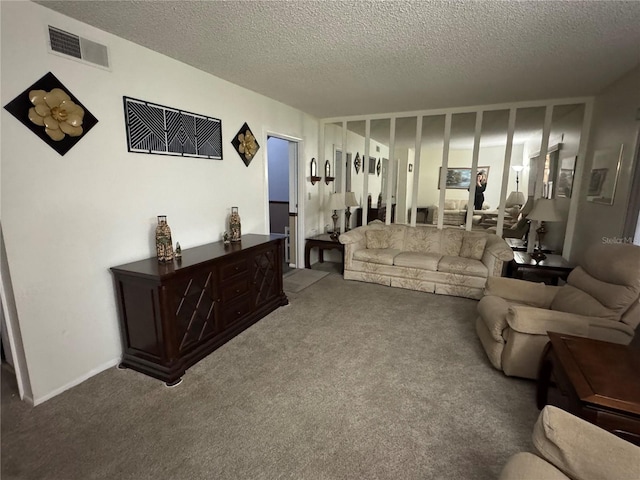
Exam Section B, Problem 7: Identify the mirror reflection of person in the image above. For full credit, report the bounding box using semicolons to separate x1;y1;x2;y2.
474;171;487;210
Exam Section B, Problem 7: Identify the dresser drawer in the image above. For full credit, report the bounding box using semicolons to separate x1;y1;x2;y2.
220;277;251;303
222;295;252;326
221;258;249;279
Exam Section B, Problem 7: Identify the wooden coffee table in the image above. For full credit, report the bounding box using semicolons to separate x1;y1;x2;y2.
537;332;640;445
509;251;573;285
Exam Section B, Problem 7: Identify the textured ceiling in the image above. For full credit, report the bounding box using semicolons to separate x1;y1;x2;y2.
36;1;640;119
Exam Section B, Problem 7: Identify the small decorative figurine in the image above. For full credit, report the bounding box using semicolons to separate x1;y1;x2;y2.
229;207;241;242
175;242;182;259
223;231;230;245
155;216;174;263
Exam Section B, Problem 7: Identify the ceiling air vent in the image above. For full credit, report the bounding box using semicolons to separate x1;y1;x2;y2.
47;26;110;70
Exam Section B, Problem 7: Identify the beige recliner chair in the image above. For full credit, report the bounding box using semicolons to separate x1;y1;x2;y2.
476;243;640;379
499;405;640;480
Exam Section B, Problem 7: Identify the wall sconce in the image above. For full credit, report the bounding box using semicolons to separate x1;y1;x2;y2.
324;159;335;185
310;158;321;185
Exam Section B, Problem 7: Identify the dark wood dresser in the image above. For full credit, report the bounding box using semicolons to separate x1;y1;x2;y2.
111;234;288;385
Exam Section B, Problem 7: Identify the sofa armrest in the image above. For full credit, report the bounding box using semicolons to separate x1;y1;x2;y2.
484;277;560;308
533;406;640;480
483;235;515;262
480;237;513;277
506;306;636;342
339;228;364;245
339;227;366;270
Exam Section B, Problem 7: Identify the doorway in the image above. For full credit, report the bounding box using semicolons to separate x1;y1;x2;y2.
267;135;300;273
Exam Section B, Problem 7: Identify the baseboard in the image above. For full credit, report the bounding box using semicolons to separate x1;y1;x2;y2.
33;357;120;406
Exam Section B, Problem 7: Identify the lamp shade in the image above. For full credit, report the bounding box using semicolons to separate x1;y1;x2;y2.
528;199;562;222
344;191;359;208
328;192;346;211
511;165;525;173
506;191;525;207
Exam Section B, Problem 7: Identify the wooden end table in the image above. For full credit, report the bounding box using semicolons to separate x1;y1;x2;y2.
304;234;344;273
537;332;640;445
508;251;573;285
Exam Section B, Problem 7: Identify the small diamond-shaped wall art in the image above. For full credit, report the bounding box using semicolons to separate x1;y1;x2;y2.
231;122;260;167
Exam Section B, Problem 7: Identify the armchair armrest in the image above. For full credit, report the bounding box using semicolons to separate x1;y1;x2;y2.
507;306;636;342
484;277;560;308
533;406;640;480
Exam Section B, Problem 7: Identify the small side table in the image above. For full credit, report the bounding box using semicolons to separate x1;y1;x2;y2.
537;332;640;445
508;251;573;285
305;234;344;273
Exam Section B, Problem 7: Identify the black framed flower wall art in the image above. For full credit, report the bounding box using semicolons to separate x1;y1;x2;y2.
4;72;98;156
231;123;260;167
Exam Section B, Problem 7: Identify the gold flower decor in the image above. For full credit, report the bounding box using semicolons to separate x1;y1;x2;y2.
231;122;260;166
27;88;84;141
237;129;258;160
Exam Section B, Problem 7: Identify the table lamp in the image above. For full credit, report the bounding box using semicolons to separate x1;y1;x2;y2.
328;192;345;240
527;198;561;261
344;192;359;232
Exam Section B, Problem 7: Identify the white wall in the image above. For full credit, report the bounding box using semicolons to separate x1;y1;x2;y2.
572;65;640;263
1;1;320;403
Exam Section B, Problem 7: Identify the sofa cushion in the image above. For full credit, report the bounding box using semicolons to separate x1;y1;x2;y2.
404;226;442;254
393;252;441;270
460;232;487;260
353;248;400;266
366;230;389;249
440;228;465;256
438;256;488;278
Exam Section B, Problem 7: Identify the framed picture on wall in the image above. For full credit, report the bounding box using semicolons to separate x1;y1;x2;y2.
368;156;376;174
438;166;490;189
556;156;576;198
587;168;608;196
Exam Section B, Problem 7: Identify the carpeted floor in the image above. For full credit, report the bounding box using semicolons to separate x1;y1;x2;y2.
1;274;539;480
283;268;330;293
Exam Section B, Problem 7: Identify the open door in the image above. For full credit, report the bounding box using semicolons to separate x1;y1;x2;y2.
267;136;299;272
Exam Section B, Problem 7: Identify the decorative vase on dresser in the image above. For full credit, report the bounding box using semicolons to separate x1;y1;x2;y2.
110;234;288;386
155;215;174;262
229;207;241;242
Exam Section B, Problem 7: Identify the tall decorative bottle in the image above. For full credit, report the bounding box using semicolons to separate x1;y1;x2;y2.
229;207;241;242
155;215;174;263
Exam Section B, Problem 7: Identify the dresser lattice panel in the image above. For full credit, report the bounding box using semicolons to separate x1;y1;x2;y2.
171;271;216;352
253;249;278;306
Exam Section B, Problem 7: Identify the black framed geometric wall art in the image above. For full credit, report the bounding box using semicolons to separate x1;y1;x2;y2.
3;72;98;156
123;96;222;159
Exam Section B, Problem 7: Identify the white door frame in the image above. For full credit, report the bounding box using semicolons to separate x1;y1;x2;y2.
264;131;304;269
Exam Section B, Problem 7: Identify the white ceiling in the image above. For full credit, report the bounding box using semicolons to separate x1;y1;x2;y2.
37;1;640;120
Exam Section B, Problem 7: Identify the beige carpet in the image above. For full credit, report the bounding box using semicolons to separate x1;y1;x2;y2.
1;273;538;480
283;268;330;293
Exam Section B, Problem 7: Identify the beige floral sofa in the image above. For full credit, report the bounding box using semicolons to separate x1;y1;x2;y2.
339;222;513;299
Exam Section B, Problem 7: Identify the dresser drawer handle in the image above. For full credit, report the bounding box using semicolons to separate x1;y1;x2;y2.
236;289;241;293
235;266;239;271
